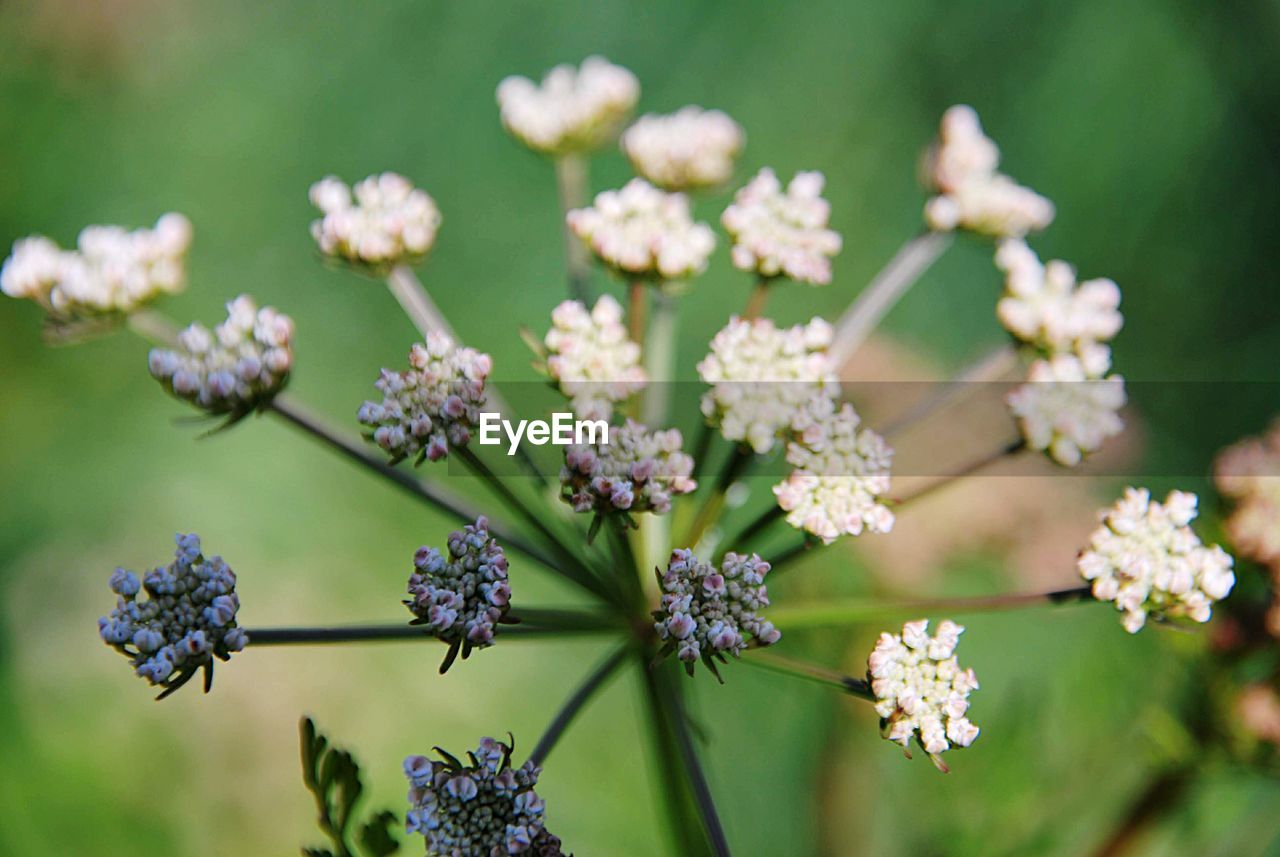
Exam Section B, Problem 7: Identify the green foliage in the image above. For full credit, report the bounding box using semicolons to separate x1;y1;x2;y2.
299;717;400;857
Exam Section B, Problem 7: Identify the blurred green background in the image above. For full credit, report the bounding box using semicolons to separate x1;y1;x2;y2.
2;1;1278;855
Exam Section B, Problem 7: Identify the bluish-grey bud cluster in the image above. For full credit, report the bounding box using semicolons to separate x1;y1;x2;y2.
404;737;565;856
559;419;695;518
98;533;246;696
654;548;780;679
406;517;512;672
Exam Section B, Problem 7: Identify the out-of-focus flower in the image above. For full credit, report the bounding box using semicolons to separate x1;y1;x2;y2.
923;105;1054;238
1214;420;1280;568
560;419;695;518
774;396;894;543
698;315;838;454
309;173;441;270
566;179;715;280
1238;684;1280;745
868;619;980;757
1006;353;1126;467
721;168;842;285
653;549;779;678
995;240;1122;366
358;331;491;465
149;295;293;418
1;214;192;323
497;56;639;156
621;106;744;191
406;517;510;671
542;295;646;420
404;737;564;856
98;533;246;696
1078;488;1236;633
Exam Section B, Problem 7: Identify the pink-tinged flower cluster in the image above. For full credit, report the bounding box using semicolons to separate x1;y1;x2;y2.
1214;421;1280;572
309;172;441;269
406;517;511;670
1006;353;1126;467
149;295;294;417
923;105;1054;238
567;178;715;280
560;419;695;517
358;330;492;464
775;396;894;543
1078;488;1236;633
868;619;980;757
621;106;745;191
1;213;192;323
404;737;565;856
721;168;842;285
98;533;247;694
653;549;779;678
497;55;639;155
543;295;646;420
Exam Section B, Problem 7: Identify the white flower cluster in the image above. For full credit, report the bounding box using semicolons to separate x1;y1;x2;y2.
868;620;980;756
149;295;294;417
774;397;894;543
996;239;1122;371
98;533;246;693
1006;353;1126;467
721;168;842;285
1078;488;1236;633
1;214;192;322
496;56;639;155
405;737;564;856
621;106;745;191
543;295;646;420
1214;421;1280;571
697;315;838;453
406;517;510;670
566;178;715;280
309;173;441;269
653;549;780;678
358;331;492;464
560;419;696;517
923;105;1054;238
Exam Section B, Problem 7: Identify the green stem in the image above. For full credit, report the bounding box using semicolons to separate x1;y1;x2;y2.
720;504;784;558
638;657;710;856
247;611;622;646
529;643;632;767
741;650;874;700
763;537;815;578
829;230;953;366
682;445;753;549
127;310;180;346
765;586;1094;630
555;153;592;302
641;286;676;427
894;438;1028;506
882;342;1018;439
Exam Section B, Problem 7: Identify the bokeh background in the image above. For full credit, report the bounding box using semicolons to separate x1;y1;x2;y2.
2;1;1279;854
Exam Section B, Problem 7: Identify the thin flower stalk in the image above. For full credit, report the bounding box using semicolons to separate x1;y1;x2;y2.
246;611;623;646
638;287;679;589
556;153;593;302
681;445;754;549
829;231;953;366
741;650;874;699
742;275;771;320
894;438;1029;506
765;586;1094;630
628;279;647;348
882;342;1019;438
528;643;632;766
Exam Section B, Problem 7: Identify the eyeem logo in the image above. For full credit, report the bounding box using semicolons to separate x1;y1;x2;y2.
479;412;609;456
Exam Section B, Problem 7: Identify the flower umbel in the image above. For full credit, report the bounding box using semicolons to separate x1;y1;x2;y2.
653;549;780;679
98;533;246;698
566;178;715;280
358;331;492;464
721;168;842;285
1006;353;1126;467
2;213;192;325
1214;420;1280;569
869;619;980;759
560;419;696;521
698;315;838;454
309;172;442;270
406;516;512;672
149;295;294;421
404;737;565;856
774;396;894;543
1078;488;1236;633
923;105;1054;238
542;294;646;420
496;55;639;156
621;106;745;191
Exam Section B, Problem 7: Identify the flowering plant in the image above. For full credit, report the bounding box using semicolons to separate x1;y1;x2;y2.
4;53;1275;856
